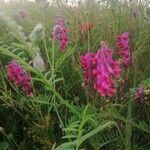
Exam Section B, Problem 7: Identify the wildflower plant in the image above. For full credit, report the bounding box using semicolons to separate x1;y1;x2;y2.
33;53;45;69
52;16;69;51
0;1;149;150
6;60;33;96
80;42;121;97
80;22;94;32
29;23;45;42
116;32;132;68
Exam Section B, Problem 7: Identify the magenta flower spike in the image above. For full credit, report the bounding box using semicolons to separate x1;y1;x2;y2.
80;52;94;86
116;32;132;68
80;43;121;97
52;16;69;51
92;45;121;97
6;60;33;96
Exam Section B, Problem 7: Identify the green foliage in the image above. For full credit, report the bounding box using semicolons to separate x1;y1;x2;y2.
0;0;149;149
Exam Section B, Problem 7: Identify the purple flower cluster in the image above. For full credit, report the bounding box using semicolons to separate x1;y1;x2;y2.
93;45;121;96
6;60;33;96
116;32;131;68
134;86;144;104
52;16;69;51
80;43;121;97
80;52;94;86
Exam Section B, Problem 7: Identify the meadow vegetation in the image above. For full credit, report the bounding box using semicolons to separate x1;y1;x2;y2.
0;0;149;149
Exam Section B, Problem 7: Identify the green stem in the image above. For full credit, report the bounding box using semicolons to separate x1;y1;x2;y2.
43;38;52;68
51;40;55;79
86;13;90;103
54;105;64;128
42;6;52;68
51;39;64;128
125;99;132;150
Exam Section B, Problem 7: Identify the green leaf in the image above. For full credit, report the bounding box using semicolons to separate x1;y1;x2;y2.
62;135;77;139
55;47;76;69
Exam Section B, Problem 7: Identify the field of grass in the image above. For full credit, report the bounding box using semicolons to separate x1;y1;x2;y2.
0;0;150;149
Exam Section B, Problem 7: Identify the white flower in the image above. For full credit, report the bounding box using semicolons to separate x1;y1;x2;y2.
29;23;44;42
33;53;44;69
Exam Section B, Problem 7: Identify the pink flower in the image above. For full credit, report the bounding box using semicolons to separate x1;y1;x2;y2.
6;60;33;96
55;16;65;26
52;16;69;51
80;43;121;97
80;52;94;86
116;32;132;68
93;45;121;97
134;85;144;104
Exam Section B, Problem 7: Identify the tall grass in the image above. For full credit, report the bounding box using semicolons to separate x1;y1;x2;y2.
0;0;149;149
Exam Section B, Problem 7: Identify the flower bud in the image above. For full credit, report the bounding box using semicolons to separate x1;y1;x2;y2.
33;53;45;69
29;23;44;42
